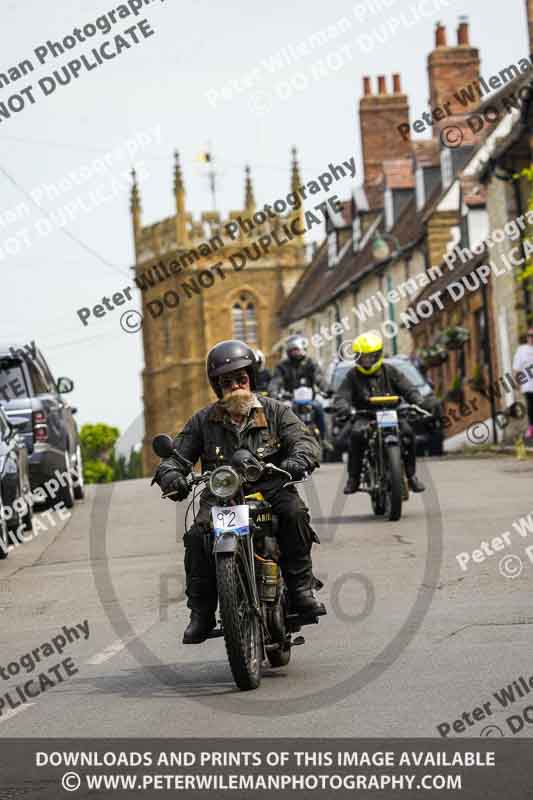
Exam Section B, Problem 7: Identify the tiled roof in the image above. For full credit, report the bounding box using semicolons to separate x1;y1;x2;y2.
408;245;488;314
279;192;425;325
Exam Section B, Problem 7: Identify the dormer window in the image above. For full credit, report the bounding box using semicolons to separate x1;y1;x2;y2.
441;148;453;189
352;216;361;252
328;230;338;267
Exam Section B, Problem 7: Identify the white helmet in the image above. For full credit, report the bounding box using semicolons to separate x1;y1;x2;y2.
254;349;265;369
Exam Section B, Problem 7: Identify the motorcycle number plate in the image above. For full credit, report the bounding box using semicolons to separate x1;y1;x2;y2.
294;386;313;403
376;410;398;428
211;505;249;537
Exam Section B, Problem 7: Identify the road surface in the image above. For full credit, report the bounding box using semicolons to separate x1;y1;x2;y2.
1;456;532;739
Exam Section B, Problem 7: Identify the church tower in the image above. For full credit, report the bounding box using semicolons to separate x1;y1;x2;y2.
131;151;308;473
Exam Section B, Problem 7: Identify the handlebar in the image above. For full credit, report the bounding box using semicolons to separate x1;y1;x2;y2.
161;461;301;499
335;404;434;421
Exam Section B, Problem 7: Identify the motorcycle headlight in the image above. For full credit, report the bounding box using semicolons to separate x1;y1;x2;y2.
209;466;241;499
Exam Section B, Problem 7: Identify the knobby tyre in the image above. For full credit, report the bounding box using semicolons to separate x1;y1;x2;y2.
385;445;403;521
216;552;262;690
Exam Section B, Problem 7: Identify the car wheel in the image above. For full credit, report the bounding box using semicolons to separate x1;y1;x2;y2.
58;450;75;509
0;515;8;559
73;444;85;501
20;483;33;533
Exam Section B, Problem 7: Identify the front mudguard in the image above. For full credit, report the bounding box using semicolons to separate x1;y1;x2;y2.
383;433;400;447
213;532;239;554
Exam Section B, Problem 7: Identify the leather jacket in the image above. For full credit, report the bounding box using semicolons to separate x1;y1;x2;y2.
334;363;425;416
153;395;321;489
269;356;328;397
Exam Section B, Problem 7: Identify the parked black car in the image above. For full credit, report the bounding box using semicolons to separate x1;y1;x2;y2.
324;355;444;459
0;342;84;509
0;404;33;558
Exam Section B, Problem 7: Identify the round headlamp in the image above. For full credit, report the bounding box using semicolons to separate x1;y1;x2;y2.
209;466;241;499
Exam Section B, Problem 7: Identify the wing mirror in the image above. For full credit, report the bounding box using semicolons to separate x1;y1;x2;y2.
57;377;74;394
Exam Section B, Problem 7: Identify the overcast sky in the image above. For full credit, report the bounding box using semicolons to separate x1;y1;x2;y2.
1;0;527;439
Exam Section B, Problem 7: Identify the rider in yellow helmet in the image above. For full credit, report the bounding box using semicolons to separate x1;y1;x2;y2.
333;332;429;495
352;331;384;376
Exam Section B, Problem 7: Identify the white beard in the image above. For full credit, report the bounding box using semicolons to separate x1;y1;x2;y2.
221;389;255;417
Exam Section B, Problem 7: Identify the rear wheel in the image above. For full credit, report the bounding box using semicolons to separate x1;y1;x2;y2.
216;553;262;691
266;594;291;668
73;444;85;500
384;446;403;521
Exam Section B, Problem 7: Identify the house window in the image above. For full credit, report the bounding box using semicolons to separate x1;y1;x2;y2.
474;308;487;367
328;231;338;267
441;148;453;189
459;212;470;250
416;167;425;211
385;188;394;230
352;216;361;252
232;294;257;344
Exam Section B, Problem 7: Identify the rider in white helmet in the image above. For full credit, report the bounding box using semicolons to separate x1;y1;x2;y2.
254;349;271;393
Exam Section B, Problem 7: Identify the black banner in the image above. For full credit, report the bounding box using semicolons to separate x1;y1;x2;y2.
0;738;530;798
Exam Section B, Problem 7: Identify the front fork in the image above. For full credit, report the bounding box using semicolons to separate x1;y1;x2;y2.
213;532;269;649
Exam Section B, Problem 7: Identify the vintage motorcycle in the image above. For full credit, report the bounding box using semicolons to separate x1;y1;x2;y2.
344;396;432;521
152;435;325;691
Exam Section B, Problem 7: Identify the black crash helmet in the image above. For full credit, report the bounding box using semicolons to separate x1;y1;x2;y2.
206;340;258;398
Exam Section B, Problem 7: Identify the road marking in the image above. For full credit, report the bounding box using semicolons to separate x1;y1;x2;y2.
86;620;157;666
0;702;35;724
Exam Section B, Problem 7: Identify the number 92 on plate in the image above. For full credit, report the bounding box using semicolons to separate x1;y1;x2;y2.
211;505;249;536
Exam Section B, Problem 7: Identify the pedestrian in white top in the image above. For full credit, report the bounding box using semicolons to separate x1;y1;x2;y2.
513;329;533;439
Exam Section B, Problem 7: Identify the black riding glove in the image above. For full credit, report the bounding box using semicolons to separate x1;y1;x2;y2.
159;471;190;501
280;458;306;480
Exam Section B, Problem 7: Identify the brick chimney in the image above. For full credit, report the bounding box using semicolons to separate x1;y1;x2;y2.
427;18;480;137
359;74;411;192
527;0;533;57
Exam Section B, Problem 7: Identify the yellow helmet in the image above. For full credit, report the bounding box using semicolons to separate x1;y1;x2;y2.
352;332;384;375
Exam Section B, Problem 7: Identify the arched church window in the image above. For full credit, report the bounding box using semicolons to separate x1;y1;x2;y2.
232;294;257;344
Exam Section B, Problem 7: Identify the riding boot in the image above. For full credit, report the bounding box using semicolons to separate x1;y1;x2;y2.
282;554;326;617
343;475;360;494
345;420;366;493
183;610;217;644
183;526;217;644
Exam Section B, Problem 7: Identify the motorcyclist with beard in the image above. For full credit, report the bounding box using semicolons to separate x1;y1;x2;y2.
334;332;432;496
269;334;328;441
152;340;326;644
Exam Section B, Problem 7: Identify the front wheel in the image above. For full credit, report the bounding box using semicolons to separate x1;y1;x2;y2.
384;446;403;521
216;553;262;691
